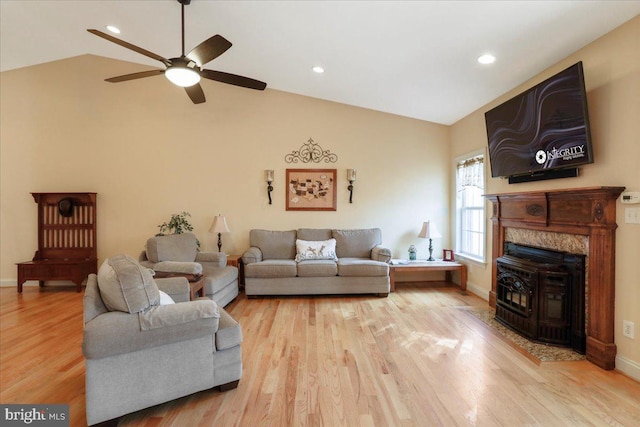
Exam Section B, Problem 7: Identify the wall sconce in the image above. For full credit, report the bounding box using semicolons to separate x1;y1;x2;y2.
347;169;357;203
265;170;274;204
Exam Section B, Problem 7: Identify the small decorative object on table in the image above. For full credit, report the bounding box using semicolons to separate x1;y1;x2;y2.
408;245;417;261
443;249;455;261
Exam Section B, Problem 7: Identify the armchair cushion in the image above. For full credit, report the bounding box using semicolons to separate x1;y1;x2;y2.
146;233;198;263
97;255;160;314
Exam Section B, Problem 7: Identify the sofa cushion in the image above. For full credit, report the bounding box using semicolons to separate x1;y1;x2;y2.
244;260;297;278
295;238;338;262
337;258;389;277
297;228;332;241
97;255;160;313
146;233;198;263
250;229;297;260
333;228;382;258
297;260;338;277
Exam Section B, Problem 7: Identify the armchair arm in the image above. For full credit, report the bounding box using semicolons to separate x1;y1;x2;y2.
83;300;219;360
371;245;392;263
196;252;227;267
242;247;263;265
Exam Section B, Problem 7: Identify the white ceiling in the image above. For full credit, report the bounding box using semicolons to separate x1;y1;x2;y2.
1;1;639;125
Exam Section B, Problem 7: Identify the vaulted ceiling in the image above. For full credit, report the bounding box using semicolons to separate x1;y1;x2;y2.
2;1;639;124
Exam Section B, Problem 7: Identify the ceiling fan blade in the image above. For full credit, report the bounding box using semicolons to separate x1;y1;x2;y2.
201;69;267;90
87;29;171;66
185;83;206;104
186;35;232;67
105;69;165;83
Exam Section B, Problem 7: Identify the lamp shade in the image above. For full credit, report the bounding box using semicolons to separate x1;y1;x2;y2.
418;221;442;239
209;215;230;234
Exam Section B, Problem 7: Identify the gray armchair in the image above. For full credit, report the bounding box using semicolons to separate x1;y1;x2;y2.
139;233;239;307
82;255;242;426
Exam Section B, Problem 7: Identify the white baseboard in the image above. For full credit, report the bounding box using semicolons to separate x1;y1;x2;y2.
0;279;76;288
616;354;640;382
0;279;17;287
466;281;490;301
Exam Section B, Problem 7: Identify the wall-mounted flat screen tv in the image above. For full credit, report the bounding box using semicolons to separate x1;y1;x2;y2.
485;61;594;181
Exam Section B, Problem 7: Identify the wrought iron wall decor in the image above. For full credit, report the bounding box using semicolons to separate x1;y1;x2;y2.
284;138;338;164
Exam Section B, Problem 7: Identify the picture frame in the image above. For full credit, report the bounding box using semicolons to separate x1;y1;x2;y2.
443;249;455;262
286;169;337;211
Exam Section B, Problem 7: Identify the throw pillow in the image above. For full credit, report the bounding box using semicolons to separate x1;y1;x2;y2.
295;238;338;262
158;290;175;305
97;254;160;313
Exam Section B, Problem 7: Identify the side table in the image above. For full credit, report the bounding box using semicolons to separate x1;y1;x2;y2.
189;276;206;300
389;261;467;292
226;254;245;289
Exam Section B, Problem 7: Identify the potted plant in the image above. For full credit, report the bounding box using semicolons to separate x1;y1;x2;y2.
156;211;200;249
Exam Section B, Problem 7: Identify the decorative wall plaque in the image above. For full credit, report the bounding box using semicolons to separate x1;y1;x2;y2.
284;138;338;163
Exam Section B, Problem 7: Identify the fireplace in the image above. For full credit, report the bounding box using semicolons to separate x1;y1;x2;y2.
495;243;586;353
486;187;624;370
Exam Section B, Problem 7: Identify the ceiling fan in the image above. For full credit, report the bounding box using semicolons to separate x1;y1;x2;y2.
87;0;266;104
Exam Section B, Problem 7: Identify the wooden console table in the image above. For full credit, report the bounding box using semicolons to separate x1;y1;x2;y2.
389;261;467;292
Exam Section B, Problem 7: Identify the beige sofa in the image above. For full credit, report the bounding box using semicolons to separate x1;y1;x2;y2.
242;228;391;297
82;255;242;426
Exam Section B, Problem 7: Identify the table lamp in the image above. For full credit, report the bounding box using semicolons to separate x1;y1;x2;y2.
418;221;442;261
209;214;230;252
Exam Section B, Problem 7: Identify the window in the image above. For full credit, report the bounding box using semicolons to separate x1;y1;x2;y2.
455;152;485;262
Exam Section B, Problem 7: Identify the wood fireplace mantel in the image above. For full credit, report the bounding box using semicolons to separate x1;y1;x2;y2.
485;186;625;370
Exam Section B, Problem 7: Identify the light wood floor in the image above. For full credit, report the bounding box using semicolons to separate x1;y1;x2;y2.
1;284;639;426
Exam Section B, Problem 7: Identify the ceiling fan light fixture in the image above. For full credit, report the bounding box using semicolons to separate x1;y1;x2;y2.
166;65;201;87
105;25;121;34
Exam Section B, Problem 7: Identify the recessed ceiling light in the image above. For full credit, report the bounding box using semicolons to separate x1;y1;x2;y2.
106;25;121;34
312;66;325;74
477;54;496;65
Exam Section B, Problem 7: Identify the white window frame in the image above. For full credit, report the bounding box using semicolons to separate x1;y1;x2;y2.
454;149;486;264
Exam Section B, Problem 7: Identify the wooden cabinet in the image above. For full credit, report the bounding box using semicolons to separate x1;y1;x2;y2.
16;192;97;292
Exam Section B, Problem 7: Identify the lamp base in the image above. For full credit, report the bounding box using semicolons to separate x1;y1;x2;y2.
217;233;222;252
427;238;435;261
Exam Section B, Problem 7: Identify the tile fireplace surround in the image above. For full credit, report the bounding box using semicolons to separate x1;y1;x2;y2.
486;187;625;370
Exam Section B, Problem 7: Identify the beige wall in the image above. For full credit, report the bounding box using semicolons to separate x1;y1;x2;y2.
450;16;640;375
0;54;450;282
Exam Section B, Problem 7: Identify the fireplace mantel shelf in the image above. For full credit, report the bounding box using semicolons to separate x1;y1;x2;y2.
486;186;625;370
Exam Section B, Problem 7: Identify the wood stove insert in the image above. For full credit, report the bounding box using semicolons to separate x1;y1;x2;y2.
496;243;585;353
